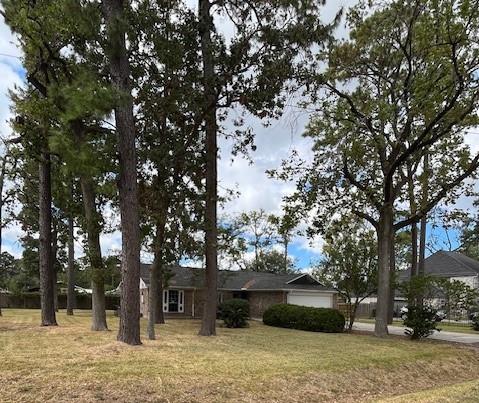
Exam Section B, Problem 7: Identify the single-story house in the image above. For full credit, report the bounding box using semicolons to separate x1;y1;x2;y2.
139;265;338;319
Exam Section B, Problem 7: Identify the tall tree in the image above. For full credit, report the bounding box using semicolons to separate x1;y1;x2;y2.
102;0;141;345
278;0;479;336
196;0;335;335
133;0;205;339
197;0;218;336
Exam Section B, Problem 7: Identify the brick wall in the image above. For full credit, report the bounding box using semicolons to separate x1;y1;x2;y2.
247;291;286;318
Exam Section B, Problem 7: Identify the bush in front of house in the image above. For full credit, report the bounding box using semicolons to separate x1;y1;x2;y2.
218;298;250;328
403;304;440;340
263;303;345;333
471;315;479;331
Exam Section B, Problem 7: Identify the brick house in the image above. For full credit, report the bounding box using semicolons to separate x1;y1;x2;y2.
139;265;338;319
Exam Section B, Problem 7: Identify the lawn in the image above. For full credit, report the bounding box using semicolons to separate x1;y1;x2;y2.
358;318;478;335
1;309;479;402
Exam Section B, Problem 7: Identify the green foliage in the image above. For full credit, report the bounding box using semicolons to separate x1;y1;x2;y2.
219;210;298;273
472;315;479;332
403;305;440;340
435;278;479;320
263;304;345;333
218;298;250;328
398;275;438;303
313;216;377;329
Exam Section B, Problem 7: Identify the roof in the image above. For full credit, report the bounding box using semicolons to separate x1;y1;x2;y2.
140;264;335;292
397;250;479;281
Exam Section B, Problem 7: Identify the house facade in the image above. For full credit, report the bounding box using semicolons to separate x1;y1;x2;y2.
139;265;338;319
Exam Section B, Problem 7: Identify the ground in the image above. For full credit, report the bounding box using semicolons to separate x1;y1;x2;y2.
1;310;479;402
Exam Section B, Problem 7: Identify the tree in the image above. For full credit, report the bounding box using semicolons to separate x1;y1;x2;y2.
196;0;336;336
279;0;479;336
239;209;274;272
269;214;297;272
245;249;298;274
313;217;377;330
133;0;205;339
218;211;299;273
102;0;141;345
197;0;218;337
435;278;478;320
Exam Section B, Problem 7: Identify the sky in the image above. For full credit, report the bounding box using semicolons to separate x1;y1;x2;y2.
0;1;474;272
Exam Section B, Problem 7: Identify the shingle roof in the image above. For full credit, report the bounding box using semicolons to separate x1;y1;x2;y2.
397;250;479;280
140;264;335;292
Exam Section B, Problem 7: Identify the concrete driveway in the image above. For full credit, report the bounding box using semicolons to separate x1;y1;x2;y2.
353;321;479;344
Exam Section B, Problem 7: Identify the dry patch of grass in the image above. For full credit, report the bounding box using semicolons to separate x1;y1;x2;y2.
1;309;479;402
379;379;479;403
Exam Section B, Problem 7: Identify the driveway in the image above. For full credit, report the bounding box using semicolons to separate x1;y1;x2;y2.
353;321;479;344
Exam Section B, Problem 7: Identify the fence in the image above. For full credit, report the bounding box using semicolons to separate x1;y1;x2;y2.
338;301;408;319
0;293;120;310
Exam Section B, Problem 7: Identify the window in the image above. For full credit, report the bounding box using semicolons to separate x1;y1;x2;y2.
218;292;224;304
163;290;184;313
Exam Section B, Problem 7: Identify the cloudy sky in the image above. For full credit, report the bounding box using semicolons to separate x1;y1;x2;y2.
0;1;473;272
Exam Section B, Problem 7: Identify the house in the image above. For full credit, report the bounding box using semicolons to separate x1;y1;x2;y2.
397;250;479;288
139;265;338;319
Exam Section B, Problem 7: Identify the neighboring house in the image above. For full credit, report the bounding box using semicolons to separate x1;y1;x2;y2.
397;250;479;288
139;265;338;319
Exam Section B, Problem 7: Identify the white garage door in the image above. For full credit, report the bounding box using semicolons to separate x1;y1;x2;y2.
287;292;333;308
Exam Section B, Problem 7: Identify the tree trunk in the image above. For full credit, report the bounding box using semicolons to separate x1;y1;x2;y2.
66;213;75;315
387;231;396;324
374;203;394;337
418;217;427;275
198;0;218;336
80;177;108;331
156;267;165;324
39;151;57;326
407;164;418;279
52;220;59;312
102;0;141;345
348;300;359;331
418;153;429;277
149;202;168;339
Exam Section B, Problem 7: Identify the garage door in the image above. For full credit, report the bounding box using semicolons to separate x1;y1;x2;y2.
287;292;333;308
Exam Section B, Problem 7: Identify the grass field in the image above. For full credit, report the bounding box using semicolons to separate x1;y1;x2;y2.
1;309;479;402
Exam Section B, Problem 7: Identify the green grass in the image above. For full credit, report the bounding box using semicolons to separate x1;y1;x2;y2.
358;318;479;334
1;309;479;402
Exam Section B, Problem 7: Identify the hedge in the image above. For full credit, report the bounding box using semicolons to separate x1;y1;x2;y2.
0;293;120;310
263;303;345;333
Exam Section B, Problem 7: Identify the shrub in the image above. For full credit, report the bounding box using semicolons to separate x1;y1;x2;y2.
403;305;440;340
218;298;249;328
472;315;479;331
263;303;345;333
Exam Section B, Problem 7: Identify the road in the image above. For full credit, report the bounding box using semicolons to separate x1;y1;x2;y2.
353;321;479;344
